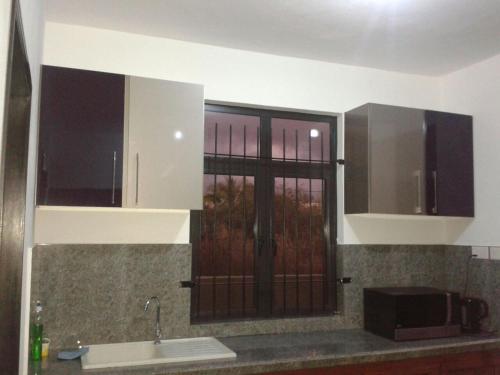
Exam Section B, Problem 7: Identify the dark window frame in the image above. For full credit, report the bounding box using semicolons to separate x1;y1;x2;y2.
190;104;338;323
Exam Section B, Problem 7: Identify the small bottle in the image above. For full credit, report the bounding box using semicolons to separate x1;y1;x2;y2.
31;301;43;361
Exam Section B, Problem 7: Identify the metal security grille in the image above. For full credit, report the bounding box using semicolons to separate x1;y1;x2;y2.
190;105;337;322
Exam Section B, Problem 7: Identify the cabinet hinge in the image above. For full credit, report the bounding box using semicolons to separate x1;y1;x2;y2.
180;280;196;288
337;277;352;285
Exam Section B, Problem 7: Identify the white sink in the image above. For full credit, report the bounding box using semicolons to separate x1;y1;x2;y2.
80;337;236;370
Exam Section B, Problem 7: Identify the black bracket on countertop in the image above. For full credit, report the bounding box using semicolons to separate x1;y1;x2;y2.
180;280;196;288
336;159;345;165
337;277;352;285
183;279;350;287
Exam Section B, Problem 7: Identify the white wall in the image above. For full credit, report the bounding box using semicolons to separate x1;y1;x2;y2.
20;0;44;254
17;1;45;374
38;22;454;245
441;53;500;246
35;207;190;244
43;23;441;113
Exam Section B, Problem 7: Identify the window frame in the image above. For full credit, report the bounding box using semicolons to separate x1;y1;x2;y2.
190;103;338;322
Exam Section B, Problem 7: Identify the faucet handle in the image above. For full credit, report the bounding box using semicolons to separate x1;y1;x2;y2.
144;296;160;311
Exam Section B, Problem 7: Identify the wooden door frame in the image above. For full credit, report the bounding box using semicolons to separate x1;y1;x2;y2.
0;0;33;373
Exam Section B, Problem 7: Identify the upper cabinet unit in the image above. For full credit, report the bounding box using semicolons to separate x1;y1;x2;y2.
36;66;204;210
37;66;125;207
344;103;474;217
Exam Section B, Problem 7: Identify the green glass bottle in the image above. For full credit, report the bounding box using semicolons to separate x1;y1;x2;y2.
31;301;43;361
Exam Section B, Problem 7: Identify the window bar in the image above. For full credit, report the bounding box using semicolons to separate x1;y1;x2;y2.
242;125;247;316
227;125;233;316
308;131;313;313
196;210;203;318
256;126;260;158
320;130;327;311
212;123;218;318
282;128;287;314
294;129;300;313
254;126;260;312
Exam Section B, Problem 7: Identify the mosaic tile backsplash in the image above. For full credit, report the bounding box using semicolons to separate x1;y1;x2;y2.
30;244;499;349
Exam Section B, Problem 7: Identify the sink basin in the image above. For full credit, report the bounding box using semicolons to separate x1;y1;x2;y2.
80;337;236;369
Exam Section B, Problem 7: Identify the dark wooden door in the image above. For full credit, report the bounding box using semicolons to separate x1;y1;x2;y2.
441;367;495;375
441;351;498;375
37;66;125;207
363;361;440;375
0;2;32;374
264;351;500;375
425;110;474;217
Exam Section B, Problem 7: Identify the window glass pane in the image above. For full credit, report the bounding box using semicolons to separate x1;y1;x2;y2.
205;111;260;157
273;177;326;315
272;118;330;161
196;174;256;319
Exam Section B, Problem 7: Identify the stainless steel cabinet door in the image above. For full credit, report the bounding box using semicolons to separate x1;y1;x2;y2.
369;104;426;215
125;76;204;209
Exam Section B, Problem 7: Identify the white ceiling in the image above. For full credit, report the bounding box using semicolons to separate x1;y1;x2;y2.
45;0;500;75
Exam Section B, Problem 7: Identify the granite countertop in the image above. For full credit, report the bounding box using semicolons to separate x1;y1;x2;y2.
30;329;500;375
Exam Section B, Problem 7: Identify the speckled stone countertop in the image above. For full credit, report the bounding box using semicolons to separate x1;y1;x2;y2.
30;329;500;375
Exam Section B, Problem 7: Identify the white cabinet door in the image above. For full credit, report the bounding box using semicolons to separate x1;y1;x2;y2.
124;76;204;209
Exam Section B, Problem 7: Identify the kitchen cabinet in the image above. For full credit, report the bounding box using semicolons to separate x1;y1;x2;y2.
425;111;474;217
441;369;494;375
440;350;498;375
344;103;474;217
124;76;204;209
36;66;205;210
37;66;125;207
264;350;500;375
364;363;440;375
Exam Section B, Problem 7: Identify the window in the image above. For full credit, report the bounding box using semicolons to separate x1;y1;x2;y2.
190;104;337;322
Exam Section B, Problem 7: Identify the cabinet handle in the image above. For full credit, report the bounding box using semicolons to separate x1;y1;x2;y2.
42;152;48;172
414;170;422;214
445;292;452;326
111;151;117;205
135;152;139;205
432;170;438;214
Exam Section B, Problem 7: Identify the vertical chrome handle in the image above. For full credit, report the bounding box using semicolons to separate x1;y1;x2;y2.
111;151;117;205
432;170;438;214
42;152;48;171
445;292;452;326
135;152;139;205
414;170;422;214
42;152;49;204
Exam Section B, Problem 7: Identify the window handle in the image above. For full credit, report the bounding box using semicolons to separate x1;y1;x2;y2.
257;239;265;256
256;239;277;256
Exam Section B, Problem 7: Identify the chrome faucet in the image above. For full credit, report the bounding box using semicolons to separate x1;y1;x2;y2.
144;296;162;344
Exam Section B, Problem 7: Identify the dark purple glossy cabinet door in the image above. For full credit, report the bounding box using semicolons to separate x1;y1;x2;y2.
37;66;125;207
425;111;474;217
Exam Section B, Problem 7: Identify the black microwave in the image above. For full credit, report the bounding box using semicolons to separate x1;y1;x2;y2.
364;287;461;341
